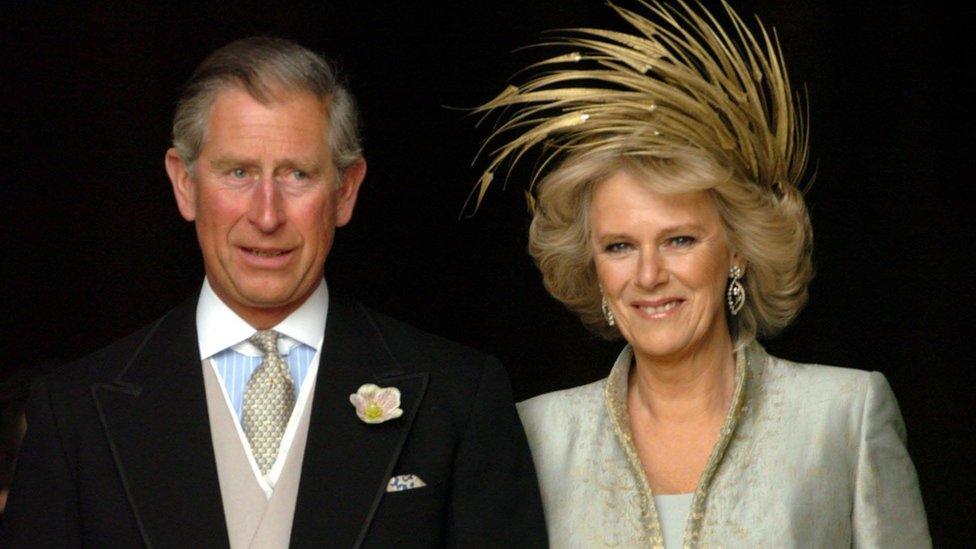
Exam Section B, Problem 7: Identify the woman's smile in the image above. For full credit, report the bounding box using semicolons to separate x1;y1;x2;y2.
632;298;685;319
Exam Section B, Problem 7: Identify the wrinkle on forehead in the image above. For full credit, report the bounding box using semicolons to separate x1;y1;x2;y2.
591;175;724;235
201;88;331;168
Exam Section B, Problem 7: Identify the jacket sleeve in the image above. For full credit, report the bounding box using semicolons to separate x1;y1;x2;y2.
852;371;931;548
1;377;82;547
446;356;548;547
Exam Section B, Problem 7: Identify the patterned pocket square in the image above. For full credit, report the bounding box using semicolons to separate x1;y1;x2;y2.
386;474;427;492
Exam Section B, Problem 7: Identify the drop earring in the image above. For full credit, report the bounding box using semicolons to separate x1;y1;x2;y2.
727;266;746;316
600;287;615;326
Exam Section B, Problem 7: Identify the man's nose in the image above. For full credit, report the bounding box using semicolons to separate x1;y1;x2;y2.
248;178;284;232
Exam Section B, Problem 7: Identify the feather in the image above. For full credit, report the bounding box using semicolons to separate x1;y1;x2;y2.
473;0;809;208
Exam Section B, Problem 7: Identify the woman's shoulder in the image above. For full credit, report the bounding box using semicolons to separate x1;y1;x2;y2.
761;350;887;391
756;348;900;423
516;378;607;433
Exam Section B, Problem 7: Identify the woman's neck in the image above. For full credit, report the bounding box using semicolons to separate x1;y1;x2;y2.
628;332;737;424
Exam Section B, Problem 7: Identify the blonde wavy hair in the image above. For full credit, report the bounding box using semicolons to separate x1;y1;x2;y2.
475;1;815;346
529;147;812;345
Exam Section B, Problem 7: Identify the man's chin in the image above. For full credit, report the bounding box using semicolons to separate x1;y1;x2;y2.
243;275;323;304
237;290;304;311
220;279;304;309
208;268;322;318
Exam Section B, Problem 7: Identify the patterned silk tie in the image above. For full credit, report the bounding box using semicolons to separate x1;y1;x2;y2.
241;330;296;475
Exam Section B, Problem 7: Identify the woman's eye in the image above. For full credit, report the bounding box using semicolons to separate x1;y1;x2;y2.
668;236;696;247
605;242;631;253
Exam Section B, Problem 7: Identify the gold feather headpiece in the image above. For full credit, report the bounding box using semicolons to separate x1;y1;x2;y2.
474;0;809;209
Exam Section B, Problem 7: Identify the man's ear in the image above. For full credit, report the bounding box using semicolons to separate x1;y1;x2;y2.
334;158;367;227
165;148;197;222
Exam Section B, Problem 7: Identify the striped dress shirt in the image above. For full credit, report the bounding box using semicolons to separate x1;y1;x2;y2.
211;340;316;422
195;277;328;497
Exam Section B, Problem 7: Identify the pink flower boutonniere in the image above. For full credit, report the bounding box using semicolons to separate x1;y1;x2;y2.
350;384;403;424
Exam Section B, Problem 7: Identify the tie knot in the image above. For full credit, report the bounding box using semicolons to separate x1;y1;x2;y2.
249;330;280;356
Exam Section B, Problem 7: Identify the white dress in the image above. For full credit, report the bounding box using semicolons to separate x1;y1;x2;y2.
517;342;931;548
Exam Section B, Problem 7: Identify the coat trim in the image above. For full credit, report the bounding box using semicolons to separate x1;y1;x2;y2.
602;343;759;548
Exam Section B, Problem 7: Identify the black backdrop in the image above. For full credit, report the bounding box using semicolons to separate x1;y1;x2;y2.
2;1;972;543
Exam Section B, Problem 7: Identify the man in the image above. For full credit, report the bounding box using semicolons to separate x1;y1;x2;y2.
2;37;547;547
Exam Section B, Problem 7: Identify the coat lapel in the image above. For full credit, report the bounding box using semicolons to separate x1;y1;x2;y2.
92;297;229;548
289;292;428;549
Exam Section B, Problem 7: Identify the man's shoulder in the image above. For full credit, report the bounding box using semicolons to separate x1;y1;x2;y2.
43;298;196;394
349;300;512;428
26;323;154;410
354;301;491;374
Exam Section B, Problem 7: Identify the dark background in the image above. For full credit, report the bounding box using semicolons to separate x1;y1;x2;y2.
1;0;971;543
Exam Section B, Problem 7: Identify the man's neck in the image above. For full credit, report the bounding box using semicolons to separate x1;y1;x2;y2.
196;278;328;361
207;281;319;330
232;303;300;330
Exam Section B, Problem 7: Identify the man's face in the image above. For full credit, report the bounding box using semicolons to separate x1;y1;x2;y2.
166;87;365;327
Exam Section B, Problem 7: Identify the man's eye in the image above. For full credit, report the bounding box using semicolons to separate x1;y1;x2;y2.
232;168;247;178
293;170;308;180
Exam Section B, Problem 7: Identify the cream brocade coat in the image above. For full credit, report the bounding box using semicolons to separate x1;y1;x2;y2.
517;343;931;548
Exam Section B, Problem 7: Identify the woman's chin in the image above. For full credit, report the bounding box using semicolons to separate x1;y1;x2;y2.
627;334;695;362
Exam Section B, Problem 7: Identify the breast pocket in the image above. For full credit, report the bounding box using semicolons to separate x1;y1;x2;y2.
370;474;448;541
381;473;446;504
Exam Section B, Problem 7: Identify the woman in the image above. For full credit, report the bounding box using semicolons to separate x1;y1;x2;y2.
475;2;930;547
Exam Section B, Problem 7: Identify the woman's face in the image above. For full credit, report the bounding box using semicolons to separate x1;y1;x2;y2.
590;170;737;362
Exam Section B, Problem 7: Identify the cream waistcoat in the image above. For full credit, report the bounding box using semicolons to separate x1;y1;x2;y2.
203;361;314;548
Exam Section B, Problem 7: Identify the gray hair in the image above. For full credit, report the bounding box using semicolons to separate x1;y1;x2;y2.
172;36;362;180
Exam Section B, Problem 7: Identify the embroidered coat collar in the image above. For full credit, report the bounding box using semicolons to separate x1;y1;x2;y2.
602;342;763;547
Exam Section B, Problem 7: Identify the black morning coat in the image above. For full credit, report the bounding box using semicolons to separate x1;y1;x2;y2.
1;290;548;548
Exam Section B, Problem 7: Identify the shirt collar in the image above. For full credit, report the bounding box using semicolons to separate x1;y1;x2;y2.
195;278;329;360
